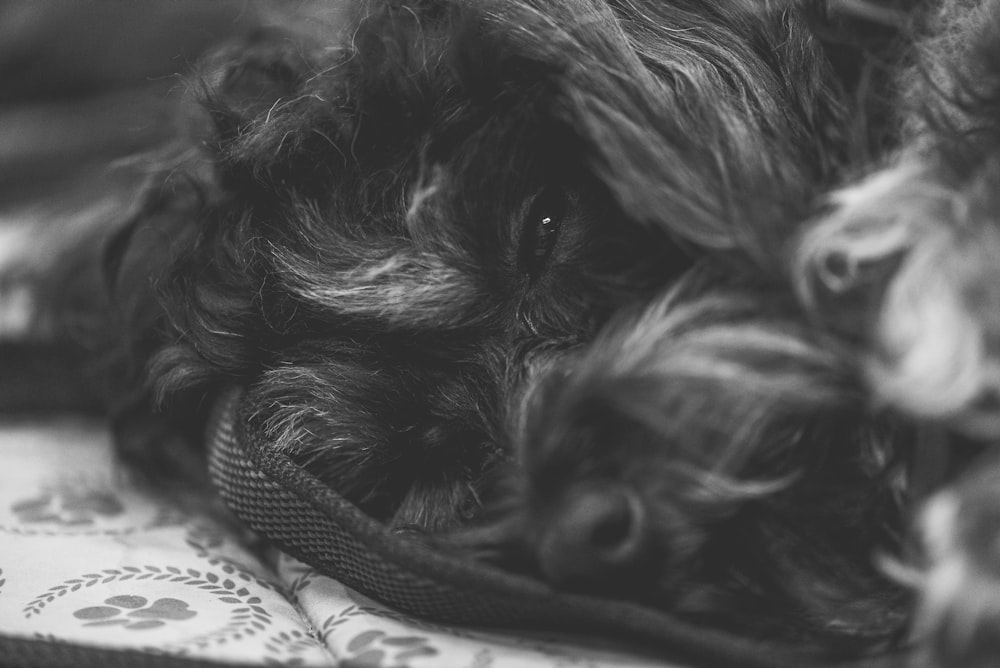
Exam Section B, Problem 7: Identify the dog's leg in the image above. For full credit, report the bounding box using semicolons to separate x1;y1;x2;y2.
797;0;1000;439
911;458;1000;667
796;0;1000;660
798;156;1000;437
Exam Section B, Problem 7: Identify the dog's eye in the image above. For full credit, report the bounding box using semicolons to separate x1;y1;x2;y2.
520;187;567;276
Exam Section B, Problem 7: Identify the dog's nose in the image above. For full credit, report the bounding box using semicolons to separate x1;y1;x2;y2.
537;484;650;586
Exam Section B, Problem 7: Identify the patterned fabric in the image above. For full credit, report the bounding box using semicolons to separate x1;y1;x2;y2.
0;417;675;667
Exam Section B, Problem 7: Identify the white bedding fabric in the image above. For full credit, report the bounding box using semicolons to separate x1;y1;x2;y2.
0;417;678;667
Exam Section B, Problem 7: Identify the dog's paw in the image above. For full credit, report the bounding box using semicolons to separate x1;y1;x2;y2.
796;154;1000;438
912;464;1000;667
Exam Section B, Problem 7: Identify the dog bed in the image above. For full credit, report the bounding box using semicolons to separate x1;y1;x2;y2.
205;388;905;668
0;390;905;668
0;410;689;668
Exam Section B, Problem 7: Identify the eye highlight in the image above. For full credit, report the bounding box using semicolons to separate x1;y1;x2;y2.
519;187;568;277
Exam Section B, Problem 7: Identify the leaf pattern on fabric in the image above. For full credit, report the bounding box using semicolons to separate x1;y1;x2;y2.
22;564;280;651
263;628;330;665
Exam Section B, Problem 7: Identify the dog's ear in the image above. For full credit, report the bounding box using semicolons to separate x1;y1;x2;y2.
190;26;337;190
190;4;462;194
197;27;312;142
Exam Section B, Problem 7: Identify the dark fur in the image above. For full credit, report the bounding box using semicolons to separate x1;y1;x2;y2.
108;0;853;526
21;0;947;659
471;273;912;645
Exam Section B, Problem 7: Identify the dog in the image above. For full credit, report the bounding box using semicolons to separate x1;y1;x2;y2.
95;0;855;526
796;0;1000;664
18;0;930;659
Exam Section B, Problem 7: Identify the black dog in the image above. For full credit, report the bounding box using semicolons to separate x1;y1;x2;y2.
30;0;920;657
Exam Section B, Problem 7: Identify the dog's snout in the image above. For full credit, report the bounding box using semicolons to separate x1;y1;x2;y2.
537;484;650;586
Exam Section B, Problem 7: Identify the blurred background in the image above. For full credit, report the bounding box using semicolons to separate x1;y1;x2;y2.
0;1;264;406
0;1;262;210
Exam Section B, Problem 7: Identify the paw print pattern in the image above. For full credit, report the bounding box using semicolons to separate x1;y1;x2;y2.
341;630;438;668
73;595;197;630
12;490;123;526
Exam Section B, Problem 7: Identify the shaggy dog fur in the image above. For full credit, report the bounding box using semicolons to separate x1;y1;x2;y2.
797;0;1000;664
19;0;976;661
